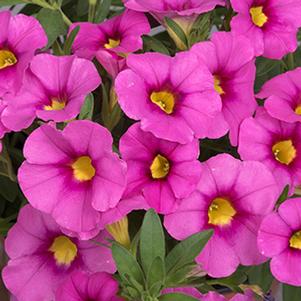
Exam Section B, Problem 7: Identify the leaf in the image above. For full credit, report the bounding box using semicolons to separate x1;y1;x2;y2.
164;17;188;49
247;262;274;293
189;13;211;46
64;25;80;55
95;0;112;23
147;257;165;296
283;284;301;301
0;175;18;202
143;36;170;55
165;230;213;274
159;293;199;301
37;8;67;48
79;93;94;120
140;209;165;275
112;242;144;285
0;0;24;6
276;185;289;207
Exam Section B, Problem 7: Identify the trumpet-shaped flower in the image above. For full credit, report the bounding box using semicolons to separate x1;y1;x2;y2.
18;120;127;236
257;67;301;123
2;205;115;301
70;10;150;78
230;0;301;59
164;154;279;277
191;31;257;146
119;123;202;214
258;198;301;286
239;107;301;194
115;51;222;144
56;271;122;301
124;0;225;19
0;11;47;95
2;54;101;131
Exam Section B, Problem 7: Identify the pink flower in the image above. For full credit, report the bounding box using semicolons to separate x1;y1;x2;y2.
2;54;101;132
0;11;47;95
202;291;254;301
18;120;127;236
191;31;256;146
230;0;301;59
238;107;301;194
56;271;122;301
119;123;202;214
115;51;222;144
257;67;301;123
164;154;278;277
258;198;301;286
0;98;9;139
124;0;225;20
2;205;115;301
70;10;150;78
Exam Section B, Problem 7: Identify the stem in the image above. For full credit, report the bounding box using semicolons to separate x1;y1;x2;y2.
223;6;233;31
88;0;97;22
59;8;72;26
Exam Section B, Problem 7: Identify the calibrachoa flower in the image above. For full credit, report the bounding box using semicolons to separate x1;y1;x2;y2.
0;11;47;95
2;205;115;301
258;198;301;286
56;271;122;301
119;123;202;214
230;0;301;59
2;54;101;131
18;120;127;236
191;31;256;146
123;0;225;49
70;9;150;78
164;154;278;277
115;51;222;144
257;67;301;123
239;107;301;194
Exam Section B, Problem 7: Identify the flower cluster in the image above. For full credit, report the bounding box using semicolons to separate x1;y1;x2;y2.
1;0;301;300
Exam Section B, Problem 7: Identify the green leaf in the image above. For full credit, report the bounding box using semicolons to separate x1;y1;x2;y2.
79;93;94;120
276;185;289;207
140;209;165;275
165;230;213;274
112;242;144;285
189;13;211;46
0;175;18;202
147;256;165;296
95;0;112;23
63;25;80;55
159;293;199;301
164;17;188;49
283;284;301;301
37;8;67;48
143;36;170;55
0;0;25;6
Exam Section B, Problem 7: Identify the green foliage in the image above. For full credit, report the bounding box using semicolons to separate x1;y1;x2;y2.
112;209;212;300
79;93;94;120
159;293;199;301
283;284;301;301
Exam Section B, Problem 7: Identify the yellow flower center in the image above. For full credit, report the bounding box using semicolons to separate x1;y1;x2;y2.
104;38;120;49
49;235;77;266
150;154;170;179
250;6;268;27
44;98;66;111
150;91;175;114
272;140;296;165
72;156;96;181
0;49;17;70
295;105;301;115
290;231;301;250
208;197;236;226
214;75;225;95
106;216;131;249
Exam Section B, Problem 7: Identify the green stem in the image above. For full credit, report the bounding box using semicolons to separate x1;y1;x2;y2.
88;0;97;22
59;8;72;26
